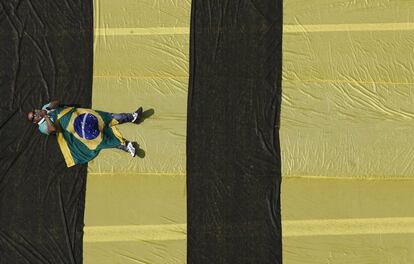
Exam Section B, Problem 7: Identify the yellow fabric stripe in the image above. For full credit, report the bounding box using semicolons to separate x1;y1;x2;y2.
284;22;414;33
87;172;414;181
84;217;414;242
94;27;189;36
55;107;75;167
84;224;186;242
94;22;414;37
283;175;414;181
284;217;414;237
94;75;188;79
284;78;414;86
88;172;185;176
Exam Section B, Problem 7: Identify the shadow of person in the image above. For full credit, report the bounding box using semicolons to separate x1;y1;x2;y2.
137;108;155;125
132;142;146;158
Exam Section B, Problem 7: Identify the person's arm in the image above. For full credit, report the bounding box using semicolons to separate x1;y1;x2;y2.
39;111;56;134
47;100;59;110
44;115;56;133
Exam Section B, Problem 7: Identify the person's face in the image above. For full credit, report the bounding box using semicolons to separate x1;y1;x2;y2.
27;109;45;124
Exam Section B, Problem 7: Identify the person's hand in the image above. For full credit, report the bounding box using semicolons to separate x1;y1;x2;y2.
36;109;47;118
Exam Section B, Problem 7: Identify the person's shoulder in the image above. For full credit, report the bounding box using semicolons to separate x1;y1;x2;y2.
42;102;52;110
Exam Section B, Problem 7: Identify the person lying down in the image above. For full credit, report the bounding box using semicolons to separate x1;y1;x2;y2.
27;100;144;167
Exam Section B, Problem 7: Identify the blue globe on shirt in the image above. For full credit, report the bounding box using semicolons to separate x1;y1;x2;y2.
73;113;100;140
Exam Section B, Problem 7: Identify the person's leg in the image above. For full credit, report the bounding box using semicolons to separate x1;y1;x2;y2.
111;107;143;124
116;140;137;157
111;113;133;123
116;140;146;158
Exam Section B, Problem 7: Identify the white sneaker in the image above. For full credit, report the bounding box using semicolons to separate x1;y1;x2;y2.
126;141;136;157
131;107;143;123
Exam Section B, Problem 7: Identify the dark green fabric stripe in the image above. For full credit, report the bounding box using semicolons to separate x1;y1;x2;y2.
0;1;93;263
187;0;283;263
